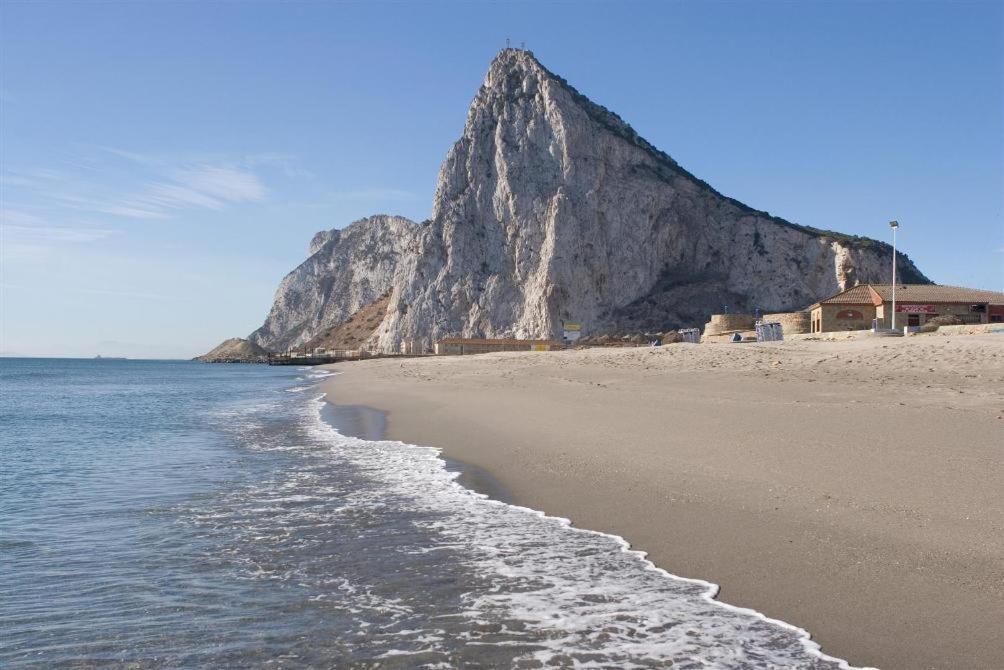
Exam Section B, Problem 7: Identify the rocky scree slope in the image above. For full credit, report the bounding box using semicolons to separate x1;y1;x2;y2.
302;293;393;352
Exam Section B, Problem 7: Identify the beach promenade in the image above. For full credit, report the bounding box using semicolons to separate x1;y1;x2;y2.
322;335;1003;670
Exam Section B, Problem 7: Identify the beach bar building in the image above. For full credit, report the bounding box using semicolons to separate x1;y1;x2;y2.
434;338;562;355
807;284;1004;333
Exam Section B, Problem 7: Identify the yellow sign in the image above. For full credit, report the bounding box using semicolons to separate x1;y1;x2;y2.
563;322;582;331
531;344;548;351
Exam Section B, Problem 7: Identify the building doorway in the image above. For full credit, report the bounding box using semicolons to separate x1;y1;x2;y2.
907;314;921;327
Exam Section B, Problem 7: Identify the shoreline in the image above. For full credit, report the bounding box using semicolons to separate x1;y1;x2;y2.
319;399;514;504
320;335;1004;669
319;393;864;670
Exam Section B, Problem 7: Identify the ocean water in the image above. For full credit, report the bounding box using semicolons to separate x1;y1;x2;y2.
1;358;859;669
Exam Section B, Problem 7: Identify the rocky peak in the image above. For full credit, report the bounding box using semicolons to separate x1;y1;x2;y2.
372;49;927;351
248;214;417;352
246;50;929;354
309;228;340;257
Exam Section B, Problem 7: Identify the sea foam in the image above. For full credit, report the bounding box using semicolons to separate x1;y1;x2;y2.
305;393;871;669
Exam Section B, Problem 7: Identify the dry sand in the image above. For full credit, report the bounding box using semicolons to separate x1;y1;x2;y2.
321;334;1004;669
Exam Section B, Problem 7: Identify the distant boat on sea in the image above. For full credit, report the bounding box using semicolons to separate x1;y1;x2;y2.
93;355;127;361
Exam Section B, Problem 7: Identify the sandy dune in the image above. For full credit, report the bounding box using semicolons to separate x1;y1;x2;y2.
322;335;1004;669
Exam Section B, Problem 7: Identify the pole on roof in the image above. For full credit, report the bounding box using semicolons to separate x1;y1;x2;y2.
889;220;899;330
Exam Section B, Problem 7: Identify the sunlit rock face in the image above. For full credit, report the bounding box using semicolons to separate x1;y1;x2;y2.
370;49;925;350
249;215;417;352
252;50;927;353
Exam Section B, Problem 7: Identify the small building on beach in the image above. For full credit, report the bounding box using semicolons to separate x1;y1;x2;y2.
702;313;756;337
398;338;424;355
807;284;1004;333
434;338;562;355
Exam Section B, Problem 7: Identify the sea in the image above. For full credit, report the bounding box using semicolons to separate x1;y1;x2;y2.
1;358;857;669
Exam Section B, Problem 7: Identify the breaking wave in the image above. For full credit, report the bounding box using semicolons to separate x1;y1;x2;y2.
2;358;867;669
299;391;864;669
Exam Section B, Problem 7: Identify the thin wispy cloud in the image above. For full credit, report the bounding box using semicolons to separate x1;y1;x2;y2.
0;281;171;301
1;207;117;240
244;152;315;179
1;206;115;251
4;147;273;225
1;217;114;262
91;145;163;166
48;193;168;220
0;168;67;189
93;164;266;218
70;286;175;301
154;165;266;208
0;209;47;226
95;203;170;220
3;223;115;244
1;152;270;263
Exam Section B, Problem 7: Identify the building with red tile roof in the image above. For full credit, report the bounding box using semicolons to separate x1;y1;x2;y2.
807;284;1004;333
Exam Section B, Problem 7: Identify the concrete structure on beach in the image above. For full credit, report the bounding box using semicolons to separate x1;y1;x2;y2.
761;311;811;335
807;284;1004;333
399;338;424;355
702;314;756;336
700;312;811;342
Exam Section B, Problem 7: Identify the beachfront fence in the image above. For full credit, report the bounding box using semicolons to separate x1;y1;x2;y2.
755;321;784;342
677;328;701;344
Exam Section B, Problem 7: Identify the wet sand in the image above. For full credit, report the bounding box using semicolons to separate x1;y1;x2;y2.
321;335;1004;669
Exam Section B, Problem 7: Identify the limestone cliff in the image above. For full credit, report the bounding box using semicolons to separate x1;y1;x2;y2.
370;49;926;350
250;50;927;353
248;215;417;352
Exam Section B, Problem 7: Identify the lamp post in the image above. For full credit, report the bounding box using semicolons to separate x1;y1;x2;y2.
889;220;899;330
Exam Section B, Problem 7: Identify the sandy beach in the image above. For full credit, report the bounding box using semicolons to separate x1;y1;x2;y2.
321;335;1004;669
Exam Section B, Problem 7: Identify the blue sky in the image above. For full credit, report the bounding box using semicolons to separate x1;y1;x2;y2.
2;0;1001;358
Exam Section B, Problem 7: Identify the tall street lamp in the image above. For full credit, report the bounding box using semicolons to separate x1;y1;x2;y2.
889;220;899;330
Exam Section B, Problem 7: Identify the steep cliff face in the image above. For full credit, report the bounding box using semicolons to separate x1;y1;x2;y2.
372;49;926;350
249;50;927;353
249;215;417;351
